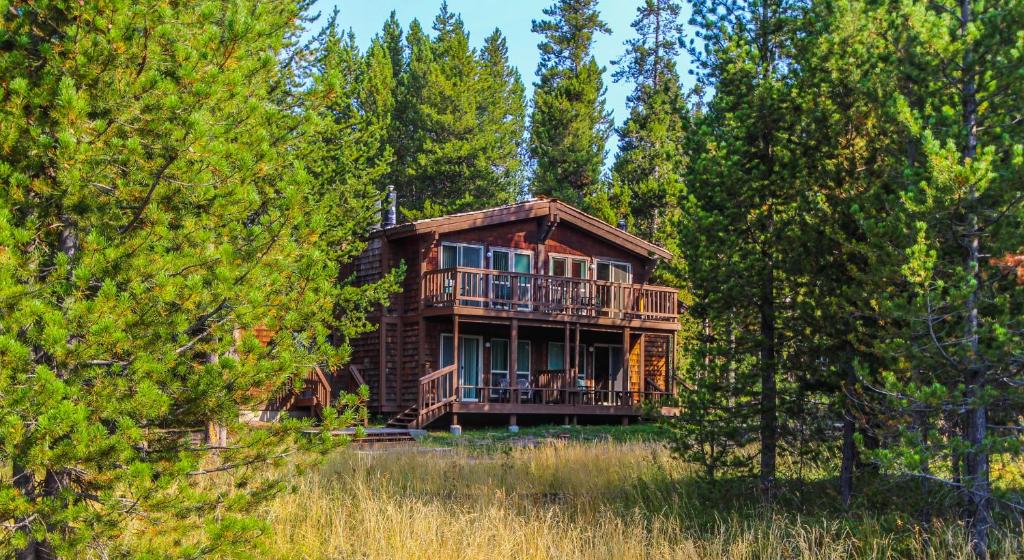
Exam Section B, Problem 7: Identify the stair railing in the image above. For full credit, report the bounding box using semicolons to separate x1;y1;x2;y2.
418;364;457;420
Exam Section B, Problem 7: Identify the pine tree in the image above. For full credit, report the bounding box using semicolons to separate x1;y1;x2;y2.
610;0;688;250
528;0;613;213
862;1;1024;554
479;29;529;202
383;5;527;219
0;2;397;557
680;0;808;499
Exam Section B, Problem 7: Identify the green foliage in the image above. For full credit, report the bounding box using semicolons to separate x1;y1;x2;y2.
0;1;398;557
610;0;689;259
381;4;527;220
528;0;613;215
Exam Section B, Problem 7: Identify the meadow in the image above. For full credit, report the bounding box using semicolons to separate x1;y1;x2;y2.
238;425;1022;560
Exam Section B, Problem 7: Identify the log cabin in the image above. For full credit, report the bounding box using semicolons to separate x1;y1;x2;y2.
330;192;681;431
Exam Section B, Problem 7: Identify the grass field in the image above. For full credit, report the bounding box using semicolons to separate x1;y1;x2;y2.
236;424;1022;560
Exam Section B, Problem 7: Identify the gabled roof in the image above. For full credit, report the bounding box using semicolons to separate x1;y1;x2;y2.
380;198;672;260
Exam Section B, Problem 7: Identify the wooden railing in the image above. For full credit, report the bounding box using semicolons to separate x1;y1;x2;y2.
297;365;332;411
418;364;457;420
421;267;678;322
458;382;672;407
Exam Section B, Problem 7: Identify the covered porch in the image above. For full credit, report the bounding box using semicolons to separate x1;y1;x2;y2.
409;316;676;428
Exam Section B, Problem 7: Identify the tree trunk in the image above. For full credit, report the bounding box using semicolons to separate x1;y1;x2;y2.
958;0;990;556
839;365;857;508
759;249;777;499
13;463;36;560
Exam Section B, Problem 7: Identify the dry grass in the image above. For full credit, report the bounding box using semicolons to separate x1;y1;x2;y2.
254;441;1019;560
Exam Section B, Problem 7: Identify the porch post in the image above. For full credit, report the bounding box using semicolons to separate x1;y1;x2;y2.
510;319;519;403
668;332;675;395
453;317;460;401
563;323;570;374
639;332;646;398
574;323;581;401
622;327;630;404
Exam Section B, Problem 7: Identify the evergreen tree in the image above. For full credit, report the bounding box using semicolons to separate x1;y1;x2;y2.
479;29;529;202
528;0;613;214
611;0;688;251
382;5;527;219
679;0;807;498
0;2;397;557
862;0;1024;554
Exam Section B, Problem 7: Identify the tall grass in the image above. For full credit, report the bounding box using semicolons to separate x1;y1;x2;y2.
254;441;1018;560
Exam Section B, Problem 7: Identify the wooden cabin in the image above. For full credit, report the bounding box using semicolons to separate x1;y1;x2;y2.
332;196;681;430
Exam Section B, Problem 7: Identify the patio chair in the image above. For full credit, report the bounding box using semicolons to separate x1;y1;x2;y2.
516;378;533;403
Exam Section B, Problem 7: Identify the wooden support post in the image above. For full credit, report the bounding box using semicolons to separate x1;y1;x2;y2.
623;327;631;403
639;332;645;397
510;319;518;402
572;415;578;426
509;413;518;433
563;415;570;427
453;317;460;400
622;416;630;426
563;322;570;376
574;323;581;375
418;317;426;375
668;332;675;395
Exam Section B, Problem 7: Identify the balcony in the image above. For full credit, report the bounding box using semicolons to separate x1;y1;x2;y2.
421;267;679;327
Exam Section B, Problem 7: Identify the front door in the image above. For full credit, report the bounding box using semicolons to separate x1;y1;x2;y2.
440;334;483;401
459;336;482;401
592;345;624;404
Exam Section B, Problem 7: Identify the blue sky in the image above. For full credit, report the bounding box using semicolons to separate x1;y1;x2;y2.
312;1;697;160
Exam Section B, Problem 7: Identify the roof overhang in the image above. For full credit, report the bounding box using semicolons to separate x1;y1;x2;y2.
377;199;672;261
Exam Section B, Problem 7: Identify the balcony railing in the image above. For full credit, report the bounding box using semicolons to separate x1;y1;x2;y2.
422;267;679;322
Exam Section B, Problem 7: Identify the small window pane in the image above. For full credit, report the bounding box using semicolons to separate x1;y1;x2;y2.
440;334;454;367
516;341;531;374
491;339;509;372
571;259;587;279
551;257;567;277
441;245;458;269
596;262;610;281
492;250;510;271
548;342;565;370
461;245;483;268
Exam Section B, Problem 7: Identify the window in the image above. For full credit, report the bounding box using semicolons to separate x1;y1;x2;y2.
596;260;631;283
442;243;485;305
491;339;509;374
440;334;454;368
548;342;565;371
549;255;588;278
516;340;531;383
491;249;532;309
441;242;484;269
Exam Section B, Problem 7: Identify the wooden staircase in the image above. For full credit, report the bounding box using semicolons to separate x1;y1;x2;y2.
385;364;456;429
289;365;332;418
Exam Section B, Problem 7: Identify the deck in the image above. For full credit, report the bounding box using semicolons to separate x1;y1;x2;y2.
387;364;672;429
420;267;680;330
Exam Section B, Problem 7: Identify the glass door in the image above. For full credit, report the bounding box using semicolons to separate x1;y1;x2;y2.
596;260;632;316
460;336;482;400
513;252;532;310
443;243;484;305
491;250;512;308
490;338;509;399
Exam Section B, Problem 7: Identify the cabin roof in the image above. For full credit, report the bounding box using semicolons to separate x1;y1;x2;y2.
379;198;672;260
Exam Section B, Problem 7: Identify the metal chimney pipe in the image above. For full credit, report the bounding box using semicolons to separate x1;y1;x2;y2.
617;219;627;231
383;185;397;228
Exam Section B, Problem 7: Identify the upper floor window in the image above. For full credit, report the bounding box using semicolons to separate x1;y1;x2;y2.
550;254;588;278
441;242;483;269
596;260;631;283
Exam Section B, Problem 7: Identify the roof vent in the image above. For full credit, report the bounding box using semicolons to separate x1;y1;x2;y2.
383;185;397;228
617;219;627;231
